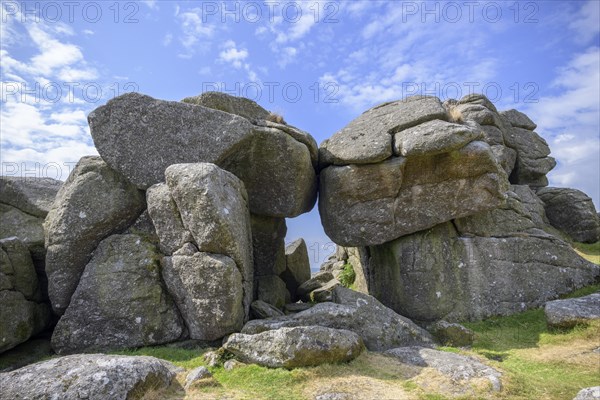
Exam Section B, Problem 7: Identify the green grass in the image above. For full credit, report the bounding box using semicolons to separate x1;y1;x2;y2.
338;263;356;288
573;241;600;265
114;346;206;370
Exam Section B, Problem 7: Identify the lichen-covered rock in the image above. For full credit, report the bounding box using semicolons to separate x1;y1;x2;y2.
426;320;475;347
0;203;45;259
51;234;184;354
573;386;600;400
0;176;62;218
319;96;448;166
500;109;537;130
242;286;434;351
281;238;311;300
544;293;600;329
0;238;51;353
256;275;290;309
223;326;364;368
44;156;145;315
162;252;244;340
536;187;600;243
146;183;192;255
503;126;556;187
251;299;285;319
320;140;508;246
182;91;270;121
296;271;335;300
88;92;317;218
250;214;287;278
165;163;253;319
0;354;179;400
385;346;502;392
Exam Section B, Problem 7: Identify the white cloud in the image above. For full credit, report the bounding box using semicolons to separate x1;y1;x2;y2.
82;29;94;36
162;33;173;46
176;9;214;58
219;41;249;69
568;0;600;44
277;46;297;68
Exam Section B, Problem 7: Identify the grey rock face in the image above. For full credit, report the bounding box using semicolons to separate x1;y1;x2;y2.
51;234;184;354
0;238;51;353
281;238;311;300
503;126;556;186
320;141;508;246
573;387;600;400
242;286;434;351
364;220;599;322
250;214;287;278
256;275;290;308
223;326;364;369
544;293;600;329
44;156;145;315
0;354;179;400
426;320;474;347
320;96;447;166
0;176;62;218
251;299;285;319
165;163;253;319
185;366;213;389
296;271;335;300
88;92;317;218
536;187;600;243
182;91;270;121
0;203;45;259
146;183;193;255
500;109;537;130
385;346;502;392
162;252;244;340
393;119;481;157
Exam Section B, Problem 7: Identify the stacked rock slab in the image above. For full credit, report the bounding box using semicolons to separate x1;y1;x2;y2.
44;156;145;315
152;163;253;339
319;95;509;246
0;238;51;353
0;176;62;299
535;187;600;243
323;94;598;322
51;234;185;354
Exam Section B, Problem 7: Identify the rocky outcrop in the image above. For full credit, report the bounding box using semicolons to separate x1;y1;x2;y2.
88;92;317;218
51;234;184;354
44;156;145;314
544;293;600;329
359;184;599;322
242;286;434;351
536;187;600;243
319;96;509;246
0;238;50;353
223;326;364;368
182;91;270;121
0;354;180;400
385;346;502;392
281;238;311;300
0;176;62;218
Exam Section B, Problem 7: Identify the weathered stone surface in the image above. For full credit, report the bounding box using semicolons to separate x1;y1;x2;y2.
165;163;253;320
536;187;600;243
320;96;447;166
0;203;45;259
393;119;481;157
242;286;434;351
256;275;290;308
0;354;179;400
250;214;287;277
500;109;537;130
544;293;600;329
223;326;364;368
481;125;505;145
281;238;311;299
320;141;508;246
44;156;145;314
296;271;335;300
426;320;475;347
385;346;502;392
311;280;341;303
503;126;556;186
283;302;314;314
162;252;244;340
146;183;193;255
454;103;502;129
254;120;319;168
457;93;498;113
251;299;285;319
0;176;62;218
491;144;517;175
184;366;212;389
182;91;270;121
364;221;599;322
51;234;184;354
573;387;600;400
89;92;317;218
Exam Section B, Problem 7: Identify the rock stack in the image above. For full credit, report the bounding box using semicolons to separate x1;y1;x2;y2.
0;91;598;363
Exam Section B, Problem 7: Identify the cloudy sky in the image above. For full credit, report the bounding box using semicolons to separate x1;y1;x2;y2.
1;0;599;269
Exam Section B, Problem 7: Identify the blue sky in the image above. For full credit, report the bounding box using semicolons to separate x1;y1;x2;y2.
1;1;599;269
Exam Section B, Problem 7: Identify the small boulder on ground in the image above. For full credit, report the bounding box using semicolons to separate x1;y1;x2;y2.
0;354;179;400
185;366;213;389
251;299;285;319
544;293;600;329
573;387;600;400
281;238;311;300
223;326;364;369
426;320;475;347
